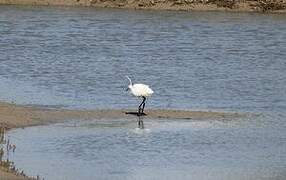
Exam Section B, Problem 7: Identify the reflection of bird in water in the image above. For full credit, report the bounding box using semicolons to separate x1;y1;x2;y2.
126;76;154;116
138;115;144;129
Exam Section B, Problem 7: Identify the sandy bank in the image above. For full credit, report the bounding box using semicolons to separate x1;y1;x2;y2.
0;101;242;179
0;167;31;180
0;0;286;13
0;101;240;129
0;167;33;180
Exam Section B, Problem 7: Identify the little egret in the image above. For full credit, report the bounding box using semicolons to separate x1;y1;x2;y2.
126;76;153;115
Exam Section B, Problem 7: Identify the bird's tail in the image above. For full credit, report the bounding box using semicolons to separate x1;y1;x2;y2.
126;76;133;85
148;88;154;95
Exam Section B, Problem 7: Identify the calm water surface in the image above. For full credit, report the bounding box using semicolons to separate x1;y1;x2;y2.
1;5;286;180
7;117;286;180
0;5;286;112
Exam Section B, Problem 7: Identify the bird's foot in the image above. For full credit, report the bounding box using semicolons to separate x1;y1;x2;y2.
125;111;146;116
137;112;146;116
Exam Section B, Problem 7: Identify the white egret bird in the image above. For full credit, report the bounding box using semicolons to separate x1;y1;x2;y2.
126;76;153;115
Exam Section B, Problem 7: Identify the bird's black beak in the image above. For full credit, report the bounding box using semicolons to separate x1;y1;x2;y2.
125;88;129;91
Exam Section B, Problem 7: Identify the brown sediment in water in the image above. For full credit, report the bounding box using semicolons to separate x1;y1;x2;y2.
0;0;286;13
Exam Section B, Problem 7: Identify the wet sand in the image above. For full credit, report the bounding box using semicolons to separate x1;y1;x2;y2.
0;101;240;129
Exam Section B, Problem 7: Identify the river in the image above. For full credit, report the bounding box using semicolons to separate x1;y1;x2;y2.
1;5;286;180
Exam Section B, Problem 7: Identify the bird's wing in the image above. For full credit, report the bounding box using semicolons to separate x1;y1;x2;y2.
132;84;153;96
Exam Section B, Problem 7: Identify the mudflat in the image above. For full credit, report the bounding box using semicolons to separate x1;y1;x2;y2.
0;101;242;179
0;101;240;129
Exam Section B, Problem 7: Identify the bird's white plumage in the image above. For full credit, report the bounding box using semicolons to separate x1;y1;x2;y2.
126;76;153;97
129;83;153;97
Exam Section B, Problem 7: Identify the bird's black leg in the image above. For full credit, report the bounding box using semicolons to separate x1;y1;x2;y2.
142;98;146;114
138;103;142;115
138;97;146;116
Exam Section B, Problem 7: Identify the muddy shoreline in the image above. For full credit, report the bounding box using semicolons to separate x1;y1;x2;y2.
0;101;241;129
1;0;286;13
0;101;243;179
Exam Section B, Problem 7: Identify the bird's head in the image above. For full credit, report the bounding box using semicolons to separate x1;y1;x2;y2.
125;76;133;91
126;84;132;92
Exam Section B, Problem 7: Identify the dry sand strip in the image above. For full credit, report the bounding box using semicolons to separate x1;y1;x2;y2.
0;101;242;129
0;0;286;13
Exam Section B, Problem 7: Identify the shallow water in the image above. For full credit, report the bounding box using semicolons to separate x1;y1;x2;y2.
0;6;286;113
7;116;286;180
1;5;286;180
